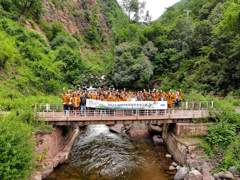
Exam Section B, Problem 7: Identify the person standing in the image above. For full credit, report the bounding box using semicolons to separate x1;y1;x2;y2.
80;93;87;111
175;90;180;107
167;89;174;108
62;92;68;114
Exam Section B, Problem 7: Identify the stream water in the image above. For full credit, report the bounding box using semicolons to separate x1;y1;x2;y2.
46;125;173;180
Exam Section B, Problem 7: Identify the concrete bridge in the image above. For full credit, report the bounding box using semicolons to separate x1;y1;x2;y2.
36;102;213;126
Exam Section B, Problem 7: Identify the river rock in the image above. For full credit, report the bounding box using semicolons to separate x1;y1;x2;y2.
202;169;212;180
153;135;164;144
127;122;149;139
169;165;176;171
186;158;202;169
109;124;124;134
32;172;42;180
172;162;178;167
228;166;240;176
202;162;213;180
176;166;181;170
174;167;189;180
165;154;172;158
185;169;202;180
222;171;234;179
149;124;162;132
41;165;54;179
214;171;234;179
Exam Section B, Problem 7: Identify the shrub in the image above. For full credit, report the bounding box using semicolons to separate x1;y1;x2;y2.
205;122;236;148
0;118;34;179
200;140;214;157
223;136;240;171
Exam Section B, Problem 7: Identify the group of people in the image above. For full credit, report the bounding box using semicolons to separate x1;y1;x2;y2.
61;88;184;111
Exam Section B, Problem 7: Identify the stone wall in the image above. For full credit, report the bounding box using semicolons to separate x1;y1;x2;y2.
163;123;210;168
174;123;211;137
164;133;188;165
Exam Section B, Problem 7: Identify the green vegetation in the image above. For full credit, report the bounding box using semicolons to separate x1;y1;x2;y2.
206;121;236;148
109;0;240;95
185;91;240;171
0;117;34;179
0;0;240;178
223;137;240;171
0;0;131;178
0;0;43;20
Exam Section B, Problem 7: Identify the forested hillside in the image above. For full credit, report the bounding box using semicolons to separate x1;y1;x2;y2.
0;1;130;178
0;0;129;108
0;0;240;179
1;0;239;101
111;0;240;95
156;0;240;95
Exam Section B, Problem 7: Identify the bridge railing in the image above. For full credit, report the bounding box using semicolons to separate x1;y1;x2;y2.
36;101;214;113
36;108;211;122
37;109;208;118
38;109;167;118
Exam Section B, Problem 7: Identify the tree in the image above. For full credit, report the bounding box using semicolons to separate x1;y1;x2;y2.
112;42;153;88
0;0;43;20
192;20;212;55
144;10;151;24
55;46;84;85
15;0;43;19
121;0;146;22
142;41;157;60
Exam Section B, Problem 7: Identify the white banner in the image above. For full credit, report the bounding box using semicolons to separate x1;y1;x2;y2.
86;99;168;110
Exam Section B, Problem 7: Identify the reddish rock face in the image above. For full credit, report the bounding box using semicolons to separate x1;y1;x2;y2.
36;128;67;159
42;0;111;36
34;127;79;179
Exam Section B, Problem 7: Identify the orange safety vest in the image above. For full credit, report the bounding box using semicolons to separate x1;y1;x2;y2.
62;95;68;104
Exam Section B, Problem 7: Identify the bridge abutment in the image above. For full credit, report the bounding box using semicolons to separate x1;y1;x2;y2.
162;123;212;167
33;125;79;180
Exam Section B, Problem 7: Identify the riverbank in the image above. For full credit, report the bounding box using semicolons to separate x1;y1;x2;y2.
32;121;240;180
32;127;79;180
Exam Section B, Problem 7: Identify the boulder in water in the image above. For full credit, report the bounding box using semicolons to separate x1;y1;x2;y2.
185;169;202;180
214;171;234;179
171;162;178;167
152;135;164;144
127;123;149;139
174;166;189;180
165;154;172;158
109;124;124;134
149;124;162;133
169;165;176;171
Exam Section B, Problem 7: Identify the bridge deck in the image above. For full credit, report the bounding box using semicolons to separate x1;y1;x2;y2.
37;109;210;125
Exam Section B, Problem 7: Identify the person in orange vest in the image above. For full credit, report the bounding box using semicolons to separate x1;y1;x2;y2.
77;93;81;110
72;93;80;110
107;92;114;101
167;89;174;108
69;93;74;111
